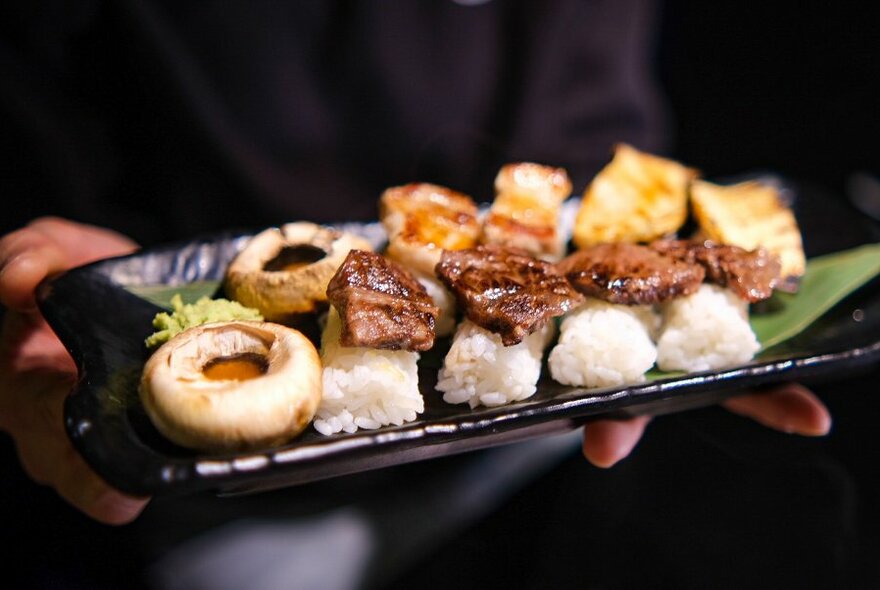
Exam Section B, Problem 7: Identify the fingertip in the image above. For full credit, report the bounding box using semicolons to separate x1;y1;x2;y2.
0;239;65;311
0;253;47;311
59;473;150;526
87;489;150;526
723;383;832;437
582;416;651;468
54;450;151;526
792;392;832;437
813;408;833;436
29;217;138;263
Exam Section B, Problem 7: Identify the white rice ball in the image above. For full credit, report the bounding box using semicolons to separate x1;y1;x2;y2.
314;309;424;435
656;283;760;373
548;298;658;389
437;320;554;409
417;274;457;338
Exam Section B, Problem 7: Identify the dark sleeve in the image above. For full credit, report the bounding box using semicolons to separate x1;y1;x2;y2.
1;0;668;242
0;1;117;235
499;0;668;188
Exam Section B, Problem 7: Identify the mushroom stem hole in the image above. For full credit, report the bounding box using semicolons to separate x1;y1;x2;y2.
263;245;327;272
202;352;269;381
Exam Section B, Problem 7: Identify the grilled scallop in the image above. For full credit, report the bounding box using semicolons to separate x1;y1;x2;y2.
480;162;572;260
380;182;481;276
139;321;322;452
573;144;696;247
380;183;480;336
225;222;372;322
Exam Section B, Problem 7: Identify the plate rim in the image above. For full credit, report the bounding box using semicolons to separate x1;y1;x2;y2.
37;193;880;497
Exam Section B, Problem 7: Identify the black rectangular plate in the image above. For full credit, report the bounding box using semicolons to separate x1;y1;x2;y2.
37;189;880;497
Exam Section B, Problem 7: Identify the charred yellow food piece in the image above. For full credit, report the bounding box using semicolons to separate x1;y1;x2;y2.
573;144;696;247
690;179;805;291
481;162;572;260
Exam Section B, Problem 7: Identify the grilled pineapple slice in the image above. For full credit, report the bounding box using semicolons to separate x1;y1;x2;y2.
690;179;805;291
573;144;696;247
481;162;572;259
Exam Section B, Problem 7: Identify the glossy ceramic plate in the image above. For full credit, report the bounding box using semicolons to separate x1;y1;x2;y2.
38;185;880;497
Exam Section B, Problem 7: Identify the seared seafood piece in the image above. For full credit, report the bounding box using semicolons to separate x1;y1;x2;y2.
480;162;572;260
380;183;480;276
225;222;372;321
380;182;480;336
650;239;781;303
435;245;583;346
326;249;439;351
558;242;705;305
689;179;805;292
573;144;696;247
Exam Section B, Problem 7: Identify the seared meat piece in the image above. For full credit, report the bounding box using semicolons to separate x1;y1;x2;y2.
558;243;705;305
435;245;583;346
650;239;780;302
327;250;439;351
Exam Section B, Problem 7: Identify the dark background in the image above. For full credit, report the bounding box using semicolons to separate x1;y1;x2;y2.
2;3;879;589
658;3;877;196
653;6;879;588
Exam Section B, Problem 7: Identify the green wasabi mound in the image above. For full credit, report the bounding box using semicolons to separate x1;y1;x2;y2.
145;294;263;348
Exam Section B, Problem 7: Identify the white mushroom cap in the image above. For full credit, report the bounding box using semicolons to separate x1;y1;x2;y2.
225;222;373;321
139;321;322;452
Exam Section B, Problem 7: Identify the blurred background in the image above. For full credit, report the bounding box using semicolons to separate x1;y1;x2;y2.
654;4;880;588
659;3;877;200
2;2;878;589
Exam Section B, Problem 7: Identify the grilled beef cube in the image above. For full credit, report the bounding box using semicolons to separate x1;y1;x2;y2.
651;239;780;302
435;245;583;346
327;250;439;351
558;243;705;305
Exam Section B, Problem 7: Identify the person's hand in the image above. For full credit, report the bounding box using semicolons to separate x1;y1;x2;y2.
582;382;832;468
0;217;149;524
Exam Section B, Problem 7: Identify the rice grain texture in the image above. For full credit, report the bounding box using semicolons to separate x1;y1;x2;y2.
315;309;424;435
656;283;759;372
437;320;553;409
549;298;658;389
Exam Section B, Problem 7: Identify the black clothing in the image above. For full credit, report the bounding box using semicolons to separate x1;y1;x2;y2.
2;0;664;242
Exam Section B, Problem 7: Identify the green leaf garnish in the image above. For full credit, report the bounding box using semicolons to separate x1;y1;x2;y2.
751;243;880;351
127;280;222;309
